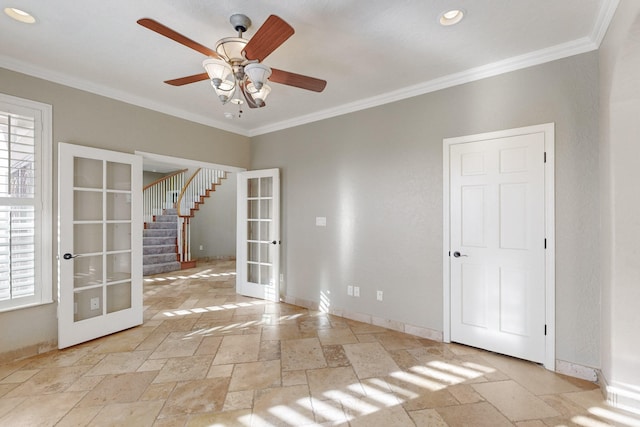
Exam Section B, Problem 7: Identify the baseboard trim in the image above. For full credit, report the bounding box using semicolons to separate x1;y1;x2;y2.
195;256;235;262
555;359;599;381
600;373;640;415
0;340;57;364
281;295;443;342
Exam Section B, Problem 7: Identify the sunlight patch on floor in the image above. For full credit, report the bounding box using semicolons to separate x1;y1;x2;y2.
267;405;315;425
572;414;617;427
588;406;640;426
160;299;268;317
259;359;500;424
144;270;237;282
409;365;465;385
304;398;346;420
428;360;485;379
462;361;497;374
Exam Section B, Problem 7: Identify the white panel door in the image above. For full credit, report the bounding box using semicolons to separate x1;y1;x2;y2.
58;143;142;349
449;132;546;363
236;168;280;301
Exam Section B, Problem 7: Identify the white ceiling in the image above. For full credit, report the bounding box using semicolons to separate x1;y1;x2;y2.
0;0;617;137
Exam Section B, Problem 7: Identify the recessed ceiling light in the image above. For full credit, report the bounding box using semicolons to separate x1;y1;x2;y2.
4;7;36;24
439;9;464;26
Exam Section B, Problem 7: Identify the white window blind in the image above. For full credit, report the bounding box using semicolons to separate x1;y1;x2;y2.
0;94;52;311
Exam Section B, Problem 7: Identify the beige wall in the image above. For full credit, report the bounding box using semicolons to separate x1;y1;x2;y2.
0;68;250;359
598;0;640;410
190;172;237;259
251;52;601;368
0;48;607;376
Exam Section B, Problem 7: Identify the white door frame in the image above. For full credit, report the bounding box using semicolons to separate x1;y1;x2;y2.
442;123;556;370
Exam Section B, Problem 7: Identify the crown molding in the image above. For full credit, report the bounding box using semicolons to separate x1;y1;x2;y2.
250;1;619;136
250;36;598;136
3;0;619;139
591;0;621;47
0;56;251;137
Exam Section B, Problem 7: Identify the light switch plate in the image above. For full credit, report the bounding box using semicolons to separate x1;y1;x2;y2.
316;216;327;227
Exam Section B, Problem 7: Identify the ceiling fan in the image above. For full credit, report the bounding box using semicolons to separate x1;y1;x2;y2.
137;14;327;110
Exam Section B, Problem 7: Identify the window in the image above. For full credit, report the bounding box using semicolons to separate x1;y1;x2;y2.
0;94;52;311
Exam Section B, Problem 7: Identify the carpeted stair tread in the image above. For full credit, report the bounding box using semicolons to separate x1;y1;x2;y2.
144;253;178;264
155;215;178;222
143;209;181;276
143;228;177;238
144;245;177;255
145;221;177;229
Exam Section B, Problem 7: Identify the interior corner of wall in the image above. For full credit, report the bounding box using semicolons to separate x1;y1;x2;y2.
603;380;640;415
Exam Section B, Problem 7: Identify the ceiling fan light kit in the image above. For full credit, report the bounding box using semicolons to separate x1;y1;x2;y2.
246;82;271;107
138;13;326;115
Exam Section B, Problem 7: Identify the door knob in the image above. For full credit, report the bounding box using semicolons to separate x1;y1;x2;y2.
62;253;79;260
453;251;468;258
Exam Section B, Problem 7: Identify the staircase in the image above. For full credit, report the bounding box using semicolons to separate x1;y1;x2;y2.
143;208;180;276
142;168;227;276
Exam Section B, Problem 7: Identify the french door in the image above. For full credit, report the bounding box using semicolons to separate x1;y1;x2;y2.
236;169;280;301
444;124;554;367
58;143;142;349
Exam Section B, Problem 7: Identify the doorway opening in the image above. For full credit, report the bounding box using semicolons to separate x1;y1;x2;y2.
137;151;245;276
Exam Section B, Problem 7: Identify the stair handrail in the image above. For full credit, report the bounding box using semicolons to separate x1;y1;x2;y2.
143;169;187;224
176;168;227;217
175;169;200;263
142;168;188;191
176;168;201;217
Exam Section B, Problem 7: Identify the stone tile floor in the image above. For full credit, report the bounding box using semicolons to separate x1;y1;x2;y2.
1;260;639;426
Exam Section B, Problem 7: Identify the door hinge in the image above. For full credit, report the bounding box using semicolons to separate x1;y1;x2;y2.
544;324;547;336
544;152;547;163
544;238;547;249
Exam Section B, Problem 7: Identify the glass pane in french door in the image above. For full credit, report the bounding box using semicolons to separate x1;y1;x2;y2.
246;177;274;286
72;157;133;322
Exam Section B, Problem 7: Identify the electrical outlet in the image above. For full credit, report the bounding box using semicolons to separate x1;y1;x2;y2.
377;290;383;301
347;285;353;296
90;297;100;311
354;286;360;297
199;245;204;250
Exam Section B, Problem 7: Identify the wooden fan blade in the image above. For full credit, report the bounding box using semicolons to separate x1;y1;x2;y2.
243;15;294;62
164;73;210;86
269;68;327;92
137;18;220;59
